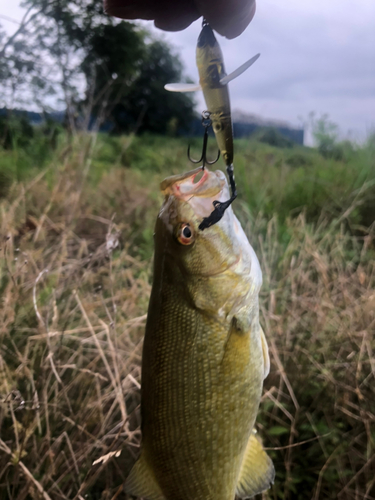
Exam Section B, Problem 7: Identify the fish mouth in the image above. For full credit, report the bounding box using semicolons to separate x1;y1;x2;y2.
160;166;228;220
161;166;229;220
161;166;225;201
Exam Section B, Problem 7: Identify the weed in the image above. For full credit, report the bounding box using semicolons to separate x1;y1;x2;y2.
0;132;374;499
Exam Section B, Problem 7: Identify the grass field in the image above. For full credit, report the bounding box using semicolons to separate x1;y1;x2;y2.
0;130;374;499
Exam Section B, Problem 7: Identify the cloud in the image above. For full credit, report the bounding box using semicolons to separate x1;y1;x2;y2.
153;0;375;141
1;0;373;141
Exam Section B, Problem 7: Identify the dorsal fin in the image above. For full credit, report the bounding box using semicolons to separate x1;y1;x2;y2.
219;53;260;86
236;430;275;499
124;454;165;500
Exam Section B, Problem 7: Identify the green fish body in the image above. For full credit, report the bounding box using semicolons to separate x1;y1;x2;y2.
125;167;274;500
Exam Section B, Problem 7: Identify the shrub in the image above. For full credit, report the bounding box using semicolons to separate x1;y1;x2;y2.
255;127;294;148
0;132;374;499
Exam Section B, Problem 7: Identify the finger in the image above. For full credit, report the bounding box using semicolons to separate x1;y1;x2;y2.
104;0;200;31
104;0;155;20
104;0;256;38
154;0;200;32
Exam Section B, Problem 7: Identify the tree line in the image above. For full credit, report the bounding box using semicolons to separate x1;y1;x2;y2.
0;0;196;136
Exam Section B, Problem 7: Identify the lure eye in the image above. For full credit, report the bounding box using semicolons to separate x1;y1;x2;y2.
177;223;194;245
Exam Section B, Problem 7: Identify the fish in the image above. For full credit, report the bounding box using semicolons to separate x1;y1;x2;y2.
124;166;274;500
165;21;260;167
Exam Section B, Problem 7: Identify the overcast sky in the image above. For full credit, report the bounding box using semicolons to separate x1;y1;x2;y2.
148;0;375;143
1;0;374;143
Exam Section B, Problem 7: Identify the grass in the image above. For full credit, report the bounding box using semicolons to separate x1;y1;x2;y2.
0;131;374;499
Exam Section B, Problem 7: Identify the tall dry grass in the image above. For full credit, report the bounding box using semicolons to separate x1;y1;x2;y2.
249;212;375;499
0;134;374;499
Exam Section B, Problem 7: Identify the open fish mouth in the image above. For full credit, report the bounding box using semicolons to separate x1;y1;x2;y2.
160;166;225;199
160;166;228;219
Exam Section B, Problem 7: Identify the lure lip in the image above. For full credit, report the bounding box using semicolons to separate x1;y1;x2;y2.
197;23;217;49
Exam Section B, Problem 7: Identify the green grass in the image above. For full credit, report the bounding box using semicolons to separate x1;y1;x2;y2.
89;132;375;230
0;131;374;499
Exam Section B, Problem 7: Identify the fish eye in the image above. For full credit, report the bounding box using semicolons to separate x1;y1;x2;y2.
177;223;195;245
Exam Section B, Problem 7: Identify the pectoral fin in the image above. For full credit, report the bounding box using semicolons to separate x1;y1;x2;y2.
260;326;270;379
236;430;275;499
124;454;165;500
219;53;260;86
164;82;202;92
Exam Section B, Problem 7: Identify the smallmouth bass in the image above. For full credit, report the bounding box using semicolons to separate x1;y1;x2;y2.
124;167;274;500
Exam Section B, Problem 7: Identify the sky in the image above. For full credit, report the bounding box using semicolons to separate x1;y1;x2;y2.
1;0;374;144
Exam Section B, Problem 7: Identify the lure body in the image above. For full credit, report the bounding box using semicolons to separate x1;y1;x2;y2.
165;23;260;167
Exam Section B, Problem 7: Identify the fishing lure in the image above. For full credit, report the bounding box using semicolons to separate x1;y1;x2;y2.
165;20;260;229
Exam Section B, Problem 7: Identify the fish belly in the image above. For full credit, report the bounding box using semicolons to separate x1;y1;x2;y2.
141;282;263;500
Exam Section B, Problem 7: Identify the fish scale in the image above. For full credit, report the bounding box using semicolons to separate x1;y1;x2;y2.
124;167;274;500
144;285;262;499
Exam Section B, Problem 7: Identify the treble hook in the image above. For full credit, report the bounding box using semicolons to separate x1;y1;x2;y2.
187;110;220;169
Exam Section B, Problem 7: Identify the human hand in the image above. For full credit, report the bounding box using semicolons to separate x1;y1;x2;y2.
104;0;256;39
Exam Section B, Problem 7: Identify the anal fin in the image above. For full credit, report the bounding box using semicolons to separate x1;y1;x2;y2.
236;430;275;499
124;454;165;500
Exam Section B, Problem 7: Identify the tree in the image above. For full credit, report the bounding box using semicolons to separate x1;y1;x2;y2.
109;39;196;134
0;0;195;134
